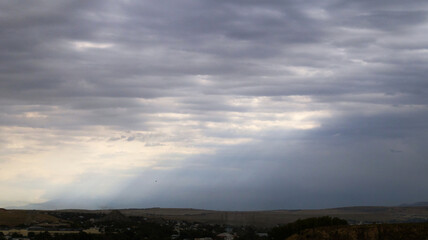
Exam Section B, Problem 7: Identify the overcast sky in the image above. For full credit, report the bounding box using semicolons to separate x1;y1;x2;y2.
1;0;428;210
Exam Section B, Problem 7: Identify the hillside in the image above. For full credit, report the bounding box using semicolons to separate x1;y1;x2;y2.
96;210;130;222
286;223;428;240
117;206;428;227
0;209;61;227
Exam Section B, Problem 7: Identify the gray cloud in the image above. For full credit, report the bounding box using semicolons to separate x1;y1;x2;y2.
1;0;428;209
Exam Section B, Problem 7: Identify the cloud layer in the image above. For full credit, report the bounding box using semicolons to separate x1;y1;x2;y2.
1;0;428;210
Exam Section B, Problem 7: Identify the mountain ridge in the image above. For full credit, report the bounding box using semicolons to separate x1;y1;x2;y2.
4;205;425;227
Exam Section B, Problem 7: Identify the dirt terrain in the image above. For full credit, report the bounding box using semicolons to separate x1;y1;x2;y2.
0;209;60;227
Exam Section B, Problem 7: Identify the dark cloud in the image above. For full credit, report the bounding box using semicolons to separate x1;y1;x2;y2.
1;0;428;209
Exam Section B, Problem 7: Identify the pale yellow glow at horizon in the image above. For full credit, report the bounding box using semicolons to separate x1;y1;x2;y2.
0;95;334;207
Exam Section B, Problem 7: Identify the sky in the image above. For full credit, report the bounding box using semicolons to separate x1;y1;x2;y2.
1;0;428;210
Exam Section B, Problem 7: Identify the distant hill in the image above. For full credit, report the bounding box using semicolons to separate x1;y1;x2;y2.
0;209;61;227
96;210;130;222
3;206;428;228
116;206;428;227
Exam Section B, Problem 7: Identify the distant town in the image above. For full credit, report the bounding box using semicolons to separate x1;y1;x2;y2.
0;209;269;240
0;206;428;240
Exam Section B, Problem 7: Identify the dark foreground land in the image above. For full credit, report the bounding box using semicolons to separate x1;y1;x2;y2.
117;206;428;227
0;207;427;239
285;223;428;240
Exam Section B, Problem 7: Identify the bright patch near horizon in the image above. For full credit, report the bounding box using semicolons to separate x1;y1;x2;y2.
71;41;114;50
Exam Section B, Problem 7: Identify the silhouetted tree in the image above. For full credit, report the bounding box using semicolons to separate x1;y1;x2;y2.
269;216;348;240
